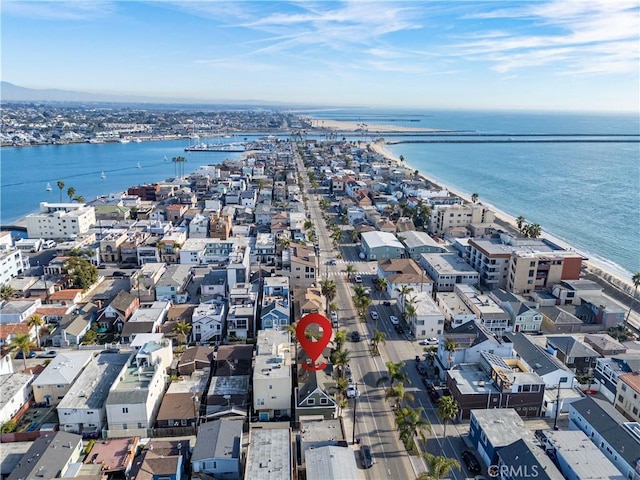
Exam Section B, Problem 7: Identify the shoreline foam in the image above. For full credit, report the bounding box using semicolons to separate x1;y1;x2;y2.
368;141;635;293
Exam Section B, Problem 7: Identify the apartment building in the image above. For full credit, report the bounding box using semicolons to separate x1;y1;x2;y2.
420;252;479;292
286;243;317;288
25;202;96;239
253;329;292;421
615;372;640;422
428;204;495;237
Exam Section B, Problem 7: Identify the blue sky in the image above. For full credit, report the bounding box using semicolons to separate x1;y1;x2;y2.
2;1;638;112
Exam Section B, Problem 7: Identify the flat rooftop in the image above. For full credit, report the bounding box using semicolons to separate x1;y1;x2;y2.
471;408;528;447
449;364;499;395
245;428;291;480
421;252;479;275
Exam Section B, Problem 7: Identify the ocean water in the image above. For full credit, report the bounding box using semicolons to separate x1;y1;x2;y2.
306;109;640;277
1;110;638;278
0;139;244;223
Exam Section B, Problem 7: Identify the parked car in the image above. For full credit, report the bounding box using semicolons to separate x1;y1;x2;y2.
37;350;58;358
389;315;399;325
428;388;441;404
370;311;379;320
360;445;374;468
394;325;404;334
417;363;428;375
383;301;391;306
15;350;36;359
351;331;361;342
354;274;363;283
331;311;338;327
462;451;481;474
112;271;127;277
328;259;337;265
419;337;438;346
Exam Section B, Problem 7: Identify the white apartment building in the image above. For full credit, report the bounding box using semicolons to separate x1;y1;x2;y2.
32;351;94;406
0;234;24;286
0;373;34;425
406;291;446;339
253;329;292;421
615;373;640;422
455;284;510;334
420;252;479;292
25;202;96;239
105;338;172;437
428;204;495;237
57;352;130;436
435;291;477;327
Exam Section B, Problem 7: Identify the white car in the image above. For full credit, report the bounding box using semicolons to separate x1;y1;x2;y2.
420;337;438;346
355;274;363;283
389;315;399;325
347;385;360;398
370;311;379;320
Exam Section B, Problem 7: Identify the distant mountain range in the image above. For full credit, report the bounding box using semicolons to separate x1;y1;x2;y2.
0;81;304;108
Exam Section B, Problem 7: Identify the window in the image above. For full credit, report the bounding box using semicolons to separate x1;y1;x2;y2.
308;398;315;405
621;383;627;391
560;377;568;383
320;398;329;405
618;395;624;403
122;407;129;414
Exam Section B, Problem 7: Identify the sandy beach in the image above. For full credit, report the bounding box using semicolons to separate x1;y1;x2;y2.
366;141;636;295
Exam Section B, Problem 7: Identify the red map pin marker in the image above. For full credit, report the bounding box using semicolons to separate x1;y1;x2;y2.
296;313;332;371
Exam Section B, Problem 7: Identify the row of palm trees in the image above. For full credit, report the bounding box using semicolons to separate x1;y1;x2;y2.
55;181;85;203
515;216;542;238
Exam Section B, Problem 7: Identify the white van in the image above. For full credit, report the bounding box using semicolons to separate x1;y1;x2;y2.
42;240;56;249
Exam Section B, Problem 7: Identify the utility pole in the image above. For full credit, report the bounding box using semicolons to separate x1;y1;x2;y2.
352;382;358;444
553;378;566;430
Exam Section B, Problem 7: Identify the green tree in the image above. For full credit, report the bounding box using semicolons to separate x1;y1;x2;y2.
321;280;337;316
516;216;526;232
444;338;458;368
304;220;313;231
0;284;15;300
395;405;431;453
67;186;76;201
471;193;478;203
27;314;45;349
625;272;640;328
332;348;351;377
376;360;410;388
332;376;349;398
370;328;386;356
173;321;192;345
63;256;98;290
344;263;355;279
417;453;461;480
375;277;388;292
405;302;417;325
57;180;65;202
334;329;348;351
6;333;36;370
385;382;414;409
1;421;17;434
73;195;85;203
437;395;459;439
396;285;415;319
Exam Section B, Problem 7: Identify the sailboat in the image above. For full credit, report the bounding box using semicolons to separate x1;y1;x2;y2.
46;182;52;191
137;162;141;169
101;171;106;179
164;155;168;162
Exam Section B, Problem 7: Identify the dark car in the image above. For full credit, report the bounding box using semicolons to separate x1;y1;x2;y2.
351;331;361;342
15;350;36;359
417;363;428;375
394;325;404;334
112;271;127;277
428;388;441;404
422;377;433;388
462;451;481;474
383;301;391;306
360;445;373;469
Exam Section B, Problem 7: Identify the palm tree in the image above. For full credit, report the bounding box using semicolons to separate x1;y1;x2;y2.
337;398;348;418
371;329;386;355
625;272;640;328
348;229;359;243
471;193;478;204
333;348;351;377
377;360;410;388
73;195;85;203
405;302;417;325
333;376;349;398
27;314;45;349
321;280;337;315
385;382;414;409
437;395;459;439
516;216;526;232
6;333;36;370
344;263;355;279
66;186;76;201
396;285;415;319
0;284;15;300
395;405;431;452
444;338;458;368
417;453;461;480
334;329;348;351
375;277;388;292
522;223;542;238
56;180;65;202
173;321;192;345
